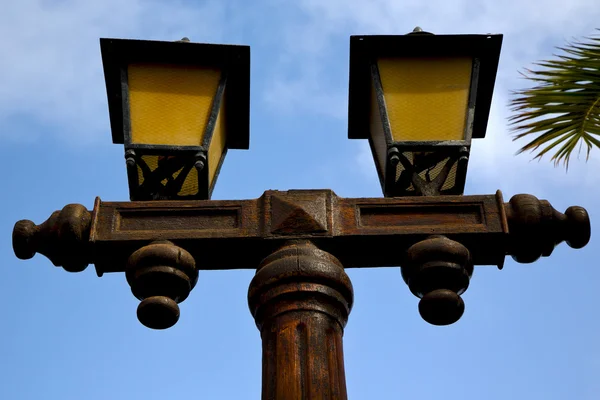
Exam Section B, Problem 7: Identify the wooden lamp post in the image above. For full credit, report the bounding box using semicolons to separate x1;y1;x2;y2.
11;32;591;400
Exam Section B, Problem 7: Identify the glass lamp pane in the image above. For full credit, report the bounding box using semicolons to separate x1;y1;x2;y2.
377;57;472;142
128;64;221;146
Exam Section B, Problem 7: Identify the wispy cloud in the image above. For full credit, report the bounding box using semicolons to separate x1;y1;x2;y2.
2;0;599;191
261;0;600;191
264;0;600;116
0;0;229;144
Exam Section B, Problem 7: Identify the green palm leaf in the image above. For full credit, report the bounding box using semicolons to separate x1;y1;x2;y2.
510;30;600;169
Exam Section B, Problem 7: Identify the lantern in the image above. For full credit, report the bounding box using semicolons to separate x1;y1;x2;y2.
101;37;250;200
348;29;502;196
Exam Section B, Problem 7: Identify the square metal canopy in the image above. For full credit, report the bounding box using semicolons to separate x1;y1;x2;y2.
348;34;503;140
100;38;250;150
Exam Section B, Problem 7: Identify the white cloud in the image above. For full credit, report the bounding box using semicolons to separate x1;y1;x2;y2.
0;0;228;145
265;0;600;119
2;0;599;193
467;90;600;198
263;72;348;119
266;0;600;114
289;0;598;38
263;0;600;192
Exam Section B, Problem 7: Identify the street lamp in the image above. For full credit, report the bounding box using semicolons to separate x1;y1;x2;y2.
100;37;250;200
12;31;591;400
348;28;502;196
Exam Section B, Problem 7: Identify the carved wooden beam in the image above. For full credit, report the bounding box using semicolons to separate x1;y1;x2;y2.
11;189;591;399
13;190;590;276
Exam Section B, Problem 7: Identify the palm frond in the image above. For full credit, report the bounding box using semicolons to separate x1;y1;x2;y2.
510;31;600;169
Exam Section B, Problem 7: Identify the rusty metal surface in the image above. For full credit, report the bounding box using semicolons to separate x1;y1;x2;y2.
403;235;473;325
13;189;590;276
126;241;197;329
12;203;92;273
248;241;353;400
504;193;591;263
10;188;591;399
91;189;507;273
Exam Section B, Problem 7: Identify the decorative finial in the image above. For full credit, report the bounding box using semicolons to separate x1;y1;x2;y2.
408;26;434;36
177;37;190;43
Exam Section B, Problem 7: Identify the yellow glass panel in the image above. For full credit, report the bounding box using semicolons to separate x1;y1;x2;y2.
208;88;227;188
128;63;221;146
377;57;472;142
137;155;199;197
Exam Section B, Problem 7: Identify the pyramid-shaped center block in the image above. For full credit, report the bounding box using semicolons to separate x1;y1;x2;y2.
268;190;330;235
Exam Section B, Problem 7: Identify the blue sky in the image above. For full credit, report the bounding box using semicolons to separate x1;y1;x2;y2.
1;0;599;399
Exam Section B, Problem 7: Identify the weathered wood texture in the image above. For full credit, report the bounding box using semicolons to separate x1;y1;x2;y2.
126;240;198;329
89;189;506;274
11;189;591;399
13;189;589;276
403;235;473;325
248;241;353;400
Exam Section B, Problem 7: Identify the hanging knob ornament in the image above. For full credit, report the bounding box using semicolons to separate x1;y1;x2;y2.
402;235;473;326
126;241;197;329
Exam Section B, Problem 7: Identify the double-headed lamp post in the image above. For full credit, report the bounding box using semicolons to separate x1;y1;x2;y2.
12;29;591;399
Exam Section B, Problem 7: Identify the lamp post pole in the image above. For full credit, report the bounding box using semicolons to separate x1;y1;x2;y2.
13;189;590;399
249;240;353;399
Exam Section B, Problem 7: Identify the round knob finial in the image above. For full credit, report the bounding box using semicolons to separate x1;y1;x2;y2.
402;236;473;326
564;206;591;249
419;289;465;326
127;241;197;330
13;220;37;260
505;194;591;262
408;26;434;36
137;296;180;330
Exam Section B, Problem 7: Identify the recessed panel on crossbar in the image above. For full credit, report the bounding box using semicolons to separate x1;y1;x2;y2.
358;204;484;228
116;208;241;232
